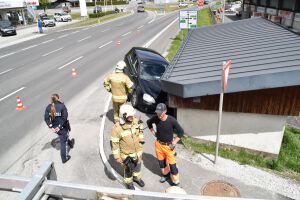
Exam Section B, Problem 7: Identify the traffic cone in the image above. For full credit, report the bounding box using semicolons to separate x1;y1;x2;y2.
71;68;77;77
116;40;121;47
16;96;25;111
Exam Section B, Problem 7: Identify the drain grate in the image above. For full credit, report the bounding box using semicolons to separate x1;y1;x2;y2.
201;180;241;197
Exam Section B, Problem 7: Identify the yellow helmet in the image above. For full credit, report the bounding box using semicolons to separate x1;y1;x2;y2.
115;60;126;72
119;104;135;124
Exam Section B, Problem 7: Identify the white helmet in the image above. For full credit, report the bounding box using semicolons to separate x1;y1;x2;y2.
115;60;126;72
119;104;135;124
165;186;187;194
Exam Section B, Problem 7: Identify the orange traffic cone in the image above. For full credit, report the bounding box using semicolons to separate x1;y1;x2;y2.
16;96;25;111
116;40;121;47
71;68;77;77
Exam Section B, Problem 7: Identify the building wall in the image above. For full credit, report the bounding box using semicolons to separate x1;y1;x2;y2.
177;108;286;156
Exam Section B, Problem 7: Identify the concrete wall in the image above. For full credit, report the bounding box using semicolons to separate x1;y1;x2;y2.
177;108;287;156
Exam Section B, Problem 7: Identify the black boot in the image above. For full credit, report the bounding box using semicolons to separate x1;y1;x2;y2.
159;173;170;183
68;138;75;149
133;177;145;187
126;183;135;190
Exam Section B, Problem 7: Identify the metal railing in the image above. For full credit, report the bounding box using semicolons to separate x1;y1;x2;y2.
0;161;266;200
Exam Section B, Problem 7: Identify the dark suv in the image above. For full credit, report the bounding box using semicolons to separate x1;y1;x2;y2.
93;6;102;13
0;20;16;36
124;47;169;112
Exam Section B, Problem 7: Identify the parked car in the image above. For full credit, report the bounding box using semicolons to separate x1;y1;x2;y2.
41;16;56;27
137;5;145;12
179;2;188;7
93;6;102;13
54;12;72;22
124;47;169;112
115;7;120;13
0;20;17;36
204;0;211;4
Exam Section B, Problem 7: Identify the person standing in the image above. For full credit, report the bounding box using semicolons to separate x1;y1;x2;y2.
146;103;184;186
104;60;133;123
44;94;74;164
37;19;43;33
111;104;145;190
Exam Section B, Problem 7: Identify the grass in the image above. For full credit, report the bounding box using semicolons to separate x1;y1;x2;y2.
78;12;129;27
70;13;81;20
181;127;300;181
166;8;213;62
145;3;182;13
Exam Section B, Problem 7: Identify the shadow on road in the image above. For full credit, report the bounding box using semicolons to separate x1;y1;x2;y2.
142;152;161;176
42;137;60;151
106;154;123;179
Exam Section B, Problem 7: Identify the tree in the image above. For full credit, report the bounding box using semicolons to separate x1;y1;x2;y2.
39;0;50;13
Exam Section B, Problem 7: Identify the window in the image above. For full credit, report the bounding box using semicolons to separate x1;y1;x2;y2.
269;0;278;8
140;61;166;80
281;0;295;10
127;52;138;75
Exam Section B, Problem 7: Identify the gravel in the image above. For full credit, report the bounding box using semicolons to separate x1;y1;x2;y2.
176;145;300;200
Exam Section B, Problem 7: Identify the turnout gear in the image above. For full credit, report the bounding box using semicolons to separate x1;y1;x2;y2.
110;114;145;188
103;65;133;123
119;104;136;124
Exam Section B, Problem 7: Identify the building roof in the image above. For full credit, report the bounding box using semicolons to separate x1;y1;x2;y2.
161;17;300;98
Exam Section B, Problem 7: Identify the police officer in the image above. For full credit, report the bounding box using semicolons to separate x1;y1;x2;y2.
104;60;133;123
110;104;145;190
147;103;184;186
44;94;74;164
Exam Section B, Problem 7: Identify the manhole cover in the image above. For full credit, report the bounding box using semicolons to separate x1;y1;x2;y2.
201;180;241;197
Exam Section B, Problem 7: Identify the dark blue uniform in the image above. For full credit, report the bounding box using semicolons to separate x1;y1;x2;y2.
44;101;71;163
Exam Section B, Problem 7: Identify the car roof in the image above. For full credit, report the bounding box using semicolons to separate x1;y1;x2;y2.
133;47;168;64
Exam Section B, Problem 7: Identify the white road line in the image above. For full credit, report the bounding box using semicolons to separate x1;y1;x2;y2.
0;52;16;59
22;44;38;51
121;31;131;37
137;25;144;29
82;28;89;31
78;36;91;42
143;17;178;48
0;87;25;102
0;68;13;76
148;18;155;24
58;56;83;70
71;30;80;34
41;39;54;44
42;47;64;57
58;34;69;39
101;29;110;32
98;41;113;49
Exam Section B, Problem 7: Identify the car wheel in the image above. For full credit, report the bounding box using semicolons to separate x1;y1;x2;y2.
131;90;139;108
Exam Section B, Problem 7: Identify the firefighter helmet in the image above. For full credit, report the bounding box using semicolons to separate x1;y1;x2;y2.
165;186;187;194
119;104;135;124
115;60;126;72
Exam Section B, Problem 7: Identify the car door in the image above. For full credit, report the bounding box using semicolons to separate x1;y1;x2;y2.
125;50;139;82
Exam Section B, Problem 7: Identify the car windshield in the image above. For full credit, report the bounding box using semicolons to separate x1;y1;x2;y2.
42;17;51;20
0;20;12;28
140;60;167;80
61;13;68;16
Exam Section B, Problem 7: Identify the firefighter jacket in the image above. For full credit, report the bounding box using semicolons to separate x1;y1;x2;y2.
111;117;144;160
103;72;133;103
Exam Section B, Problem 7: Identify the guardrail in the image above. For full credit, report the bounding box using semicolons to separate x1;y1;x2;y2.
0;161;266;200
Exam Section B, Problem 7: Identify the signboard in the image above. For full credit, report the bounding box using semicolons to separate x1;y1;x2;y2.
278;10;293;19
294;13;300;22
25;0;39;6
179;10;197;29
250;5;255;12
256;6;265;13
198;0;203;9
266;8;276;15
0;0;38;8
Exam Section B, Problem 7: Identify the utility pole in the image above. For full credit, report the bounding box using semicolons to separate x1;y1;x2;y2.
222;0;225;23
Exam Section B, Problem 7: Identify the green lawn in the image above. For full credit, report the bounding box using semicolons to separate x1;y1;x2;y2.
145;3;183;13
182;127;300;181
78;12;129;27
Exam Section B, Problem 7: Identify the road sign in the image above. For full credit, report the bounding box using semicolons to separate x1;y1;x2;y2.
198;0;203;9
179;10;197;29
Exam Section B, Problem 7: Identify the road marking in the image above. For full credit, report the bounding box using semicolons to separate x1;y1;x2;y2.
0;68;13;76
121;31;131;37
82;28;89;31
71;30;80;34
0;87;25;102
98;41;113;49
41;39;54;44
148;18;155;24
101;29;110;32
58;56;83;70
143;17;178;48
137;25;144;29
58;34;69;39
42;47;64;57
77;36;91;42
22;44;38;51
0;52;16;59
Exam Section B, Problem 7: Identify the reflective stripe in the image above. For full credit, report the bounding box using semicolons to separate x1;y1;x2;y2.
124;177;133;184
120;130;132;138
132;171;141;178
120;151;142;160
112;149;119;155
111;137;120;142
128;81;133;88
112;95;127;100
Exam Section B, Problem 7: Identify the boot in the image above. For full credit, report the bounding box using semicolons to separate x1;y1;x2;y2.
69;138;75;149
126;183;135;190
133;177;145;187
159;173;170;183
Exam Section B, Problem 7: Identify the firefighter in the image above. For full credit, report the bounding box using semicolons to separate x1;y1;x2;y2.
103;60;134;123
44;94;74;164
110;104;145;190
146;103;184;186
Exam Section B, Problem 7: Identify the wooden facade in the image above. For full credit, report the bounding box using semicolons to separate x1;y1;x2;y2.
168;85;300;116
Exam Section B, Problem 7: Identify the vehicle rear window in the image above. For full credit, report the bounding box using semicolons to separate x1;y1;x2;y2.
140;61;166;80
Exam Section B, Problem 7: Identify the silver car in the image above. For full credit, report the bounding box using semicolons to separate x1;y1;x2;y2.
54;12;72;22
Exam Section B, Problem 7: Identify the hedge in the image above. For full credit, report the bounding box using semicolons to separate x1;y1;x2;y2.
88;11;115;18
86;1;128;6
